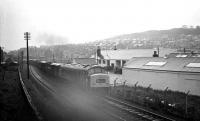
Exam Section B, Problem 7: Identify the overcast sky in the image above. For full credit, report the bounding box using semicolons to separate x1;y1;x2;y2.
0;0;200;50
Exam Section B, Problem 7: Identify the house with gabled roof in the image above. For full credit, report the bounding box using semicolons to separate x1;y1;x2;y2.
95;48;175;68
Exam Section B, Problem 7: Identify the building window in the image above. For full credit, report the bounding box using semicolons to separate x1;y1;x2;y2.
145;61;166;66
111;63;114;68
122;60;126;67
103;60;105;64
98;59;101;64
116;60;121;67
96;79;106;83
186;63;200;68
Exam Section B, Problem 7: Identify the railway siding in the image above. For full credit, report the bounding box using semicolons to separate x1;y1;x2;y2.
104;96;176;121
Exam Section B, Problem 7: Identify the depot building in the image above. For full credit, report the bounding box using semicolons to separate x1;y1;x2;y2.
95;48;175;68
123;57;200;96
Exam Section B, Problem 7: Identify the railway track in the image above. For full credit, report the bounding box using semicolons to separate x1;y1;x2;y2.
29;66;56;94
104;96;176;121
29;66;127;121
29;66;176;121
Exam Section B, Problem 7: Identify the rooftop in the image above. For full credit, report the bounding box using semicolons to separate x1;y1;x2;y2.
168;52;200;58
74;58;96;65
100;48;175;60
124;57;200;73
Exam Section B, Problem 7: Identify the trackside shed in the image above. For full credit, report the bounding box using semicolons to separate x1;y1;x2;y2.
123;57;200;96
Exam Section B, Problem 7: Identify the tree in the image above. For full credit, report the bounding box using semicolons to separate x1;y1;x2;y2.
196;25;200;29
0;46;4;63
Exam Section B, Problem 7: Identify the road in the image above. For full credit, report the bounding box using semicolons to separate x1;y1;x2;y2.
22;66;143;121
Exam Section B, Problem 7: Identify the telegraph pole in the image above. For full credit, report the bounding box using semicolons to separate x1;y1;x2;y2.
0;46;2;64
24;32;30;79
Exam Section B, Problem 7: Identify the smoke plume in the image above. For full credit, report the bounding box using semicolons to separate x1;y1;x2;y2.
35;33;69;45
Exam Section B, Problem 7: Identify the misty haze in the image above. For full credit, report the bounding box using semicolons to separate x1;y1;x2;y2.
1;0;200;121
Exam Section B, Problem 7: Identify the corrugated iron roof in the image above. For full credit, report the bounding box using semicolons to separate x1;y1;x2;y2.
101;48;175;60
168;52;200;58
124;57;200;73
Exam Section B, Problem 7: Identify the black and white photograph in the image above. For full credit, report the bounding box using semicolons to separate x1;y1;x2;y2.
0;0;200;121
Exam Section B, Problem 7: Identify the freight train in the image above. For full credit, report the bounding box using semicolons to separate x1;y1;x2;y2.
30;60;110;94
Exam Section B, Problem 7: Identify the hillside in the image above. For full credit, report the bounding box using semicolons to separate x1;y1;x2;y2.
88;26;200;50
8;26;200;61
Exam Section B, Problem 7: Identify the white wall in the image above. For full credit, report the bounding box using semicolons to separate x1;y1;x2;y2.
123;68;200;96
110;60;116;67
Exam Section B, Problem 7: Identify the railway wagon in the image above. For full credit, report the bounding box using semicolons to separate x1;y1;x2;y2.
59;64;88;89
30;61;110;94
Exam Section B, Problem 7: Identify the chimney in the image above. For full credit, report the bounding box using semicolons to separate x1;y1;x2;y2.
153;51;159;57
97;46;104;59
